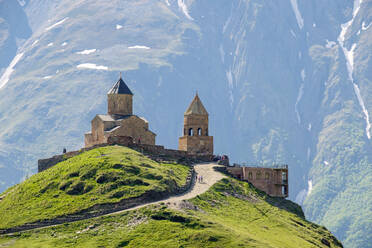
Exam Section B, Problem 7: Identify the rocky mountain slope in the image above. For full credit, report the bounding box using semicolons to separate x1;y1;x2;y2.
0;0;371;247
0;146;342;247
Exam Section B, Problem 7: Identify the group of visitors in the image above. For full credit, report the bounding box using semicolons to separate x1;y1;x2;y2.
197;175;204;183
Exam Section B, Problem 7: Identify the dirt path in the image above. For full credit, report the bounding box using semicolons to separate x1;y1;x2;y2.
2;163;225;235
166;162;226;208
109;162;226;213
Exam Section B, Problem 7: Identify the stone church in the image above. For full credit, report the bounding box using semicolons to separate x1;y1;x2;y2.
84;76;156;147
179;94;213;155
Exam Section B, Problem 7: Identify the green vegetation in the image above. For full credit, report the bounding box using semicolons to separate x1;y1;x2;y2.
0;177;342;247
0;146;190;229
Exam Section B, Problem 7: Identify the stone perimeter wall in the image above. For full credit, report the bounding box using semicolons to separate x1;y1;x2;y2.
38;143;109;172
0;166;196;234
38;136;212;173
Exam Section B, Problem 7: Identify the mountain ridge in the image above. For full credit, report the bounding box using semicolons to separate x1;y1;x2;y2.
0;0;371;247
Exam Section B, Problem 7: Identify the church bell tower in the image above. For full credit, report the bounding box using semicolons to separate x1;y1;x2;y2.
107;76;133;116
178;93;213;155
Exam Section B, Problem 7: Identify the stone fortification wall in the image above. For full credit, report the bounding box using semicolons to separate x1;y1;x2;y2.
38;136;212;173
226;166;288;198
38;143;108;172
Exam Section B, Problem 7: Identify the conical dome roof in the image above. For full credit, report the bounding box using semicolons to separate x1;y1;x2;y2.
108;77;133;95
184;94;208;115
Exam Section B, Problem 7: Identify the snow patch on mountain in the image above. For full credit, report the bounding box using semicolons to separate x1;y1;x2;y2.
325;40;336;48
45;17;69;31
337;0;370;139
178;0;193;20
289;0;304;29
128;45;150;50
116;24;123;30
17;0;26;6
295;70;305;124
362;21;371;30
223;16;231;34
226;69;233;89
226;69;234;106
0;53;24;90
344;43;357;80
307;180;313;196
76;49;96;55
47;43;54;47
43;75;53;79
301;69;306;81
295;83;304;124
61;42;68;47
165;0;171;6
77;63;108;71
31;40;39;46
219;44;225;64
353;84;371;139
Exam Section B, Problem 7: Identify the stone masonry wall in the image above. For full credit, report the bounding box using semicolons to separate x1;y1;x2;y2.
38;136;212;173
227;166;288;197
111;116;155;145
38;143;109;172
108;94;133;116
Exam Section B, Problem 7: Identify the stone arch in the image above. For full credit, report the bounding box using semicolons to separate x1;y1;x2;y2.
256;171;262;179
197;128;202;136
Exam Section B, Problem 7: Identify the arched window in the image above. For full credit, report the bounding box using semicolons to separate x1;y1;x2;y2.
248;172;253;180
282;186;287;195
282;171;287;184
256;172;261;180
265;172;270;180
184;128;186;136
188;128;193;136
197;128;202;136
206;128;208;136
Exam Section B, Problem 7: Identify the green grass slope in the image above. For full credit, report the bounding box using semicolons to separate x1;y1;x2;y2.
0;177;342;248
0;146;190;229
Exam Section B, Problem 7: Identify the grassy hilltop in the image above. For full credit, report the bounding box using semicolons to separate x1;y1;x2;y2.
0;146;189;229
0;146;342;247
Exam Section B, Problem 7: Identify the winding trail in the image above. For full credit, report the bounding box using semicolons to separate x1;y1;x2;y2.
109;162;226;213
2;163;225;235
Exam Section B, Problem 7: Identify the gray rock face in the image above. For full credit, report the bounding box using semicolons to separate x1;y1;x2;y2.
0;0;371;247
0;0;30;67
